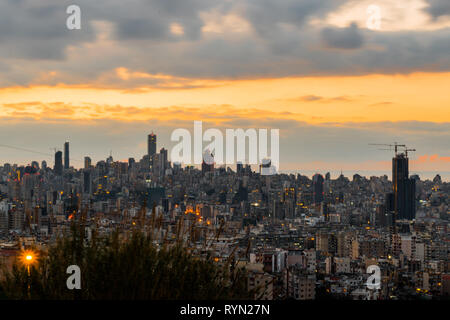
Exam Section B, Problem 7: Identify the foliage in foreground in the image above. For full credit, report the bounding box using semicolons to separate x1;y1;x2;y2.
0;223;253;300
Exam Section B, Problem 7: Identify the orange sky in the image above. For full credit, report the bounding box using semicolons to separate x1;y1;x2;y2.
1;71;449;124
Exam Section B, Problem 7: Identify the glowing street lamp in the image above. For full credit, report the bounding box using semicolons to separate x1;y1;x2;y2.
20;250;37;271
20;250;38;299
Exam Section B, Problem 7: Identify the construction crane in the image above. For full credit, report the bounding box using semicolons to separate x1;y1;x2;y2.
369;143;416;157
369;142;405;155
403;147;416;157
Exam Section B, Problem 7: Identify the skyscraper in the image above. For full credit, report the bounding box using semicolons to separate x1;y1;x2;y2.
128;157;135;169
392;152;416;220
148;133;157;157
54;151;63;176
64;141;70;169
312;173;324;204
84;156;92;169
160;148;168;173
236;161;243;174
83;170;92;194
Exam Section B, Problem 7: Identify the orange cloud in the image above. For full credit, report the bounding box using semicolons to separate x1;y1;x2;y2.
0;101;304;125
413;154;450;164
2;72;449;125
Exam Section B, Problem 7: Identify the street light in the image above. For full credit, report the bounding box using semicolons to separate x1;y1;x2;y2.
20;250;37;269
20;250;38;299
25;255;33;278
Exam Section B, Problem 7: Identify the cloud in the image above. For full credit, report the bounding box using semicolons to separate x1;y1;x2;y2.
413;154;450;164
424;0;450;19
243;0;345;37
283;95;355;103
321;22;364;49
300;95;323;102
0;101;303;124
320;0;450;32
0;1;449;88
0;0;95;60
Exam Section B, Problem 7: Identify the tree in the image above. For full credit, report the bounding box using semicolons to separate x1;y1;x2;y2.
0;221;255;300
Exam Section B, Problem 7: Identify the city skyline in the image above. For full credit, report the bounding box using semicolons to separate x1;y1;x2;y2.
1;133;448;182
0;0;449;176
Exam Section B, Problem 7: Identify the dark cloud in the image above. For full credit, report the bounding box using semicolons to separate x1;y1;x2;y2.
321;22;364;49
243;0;345;37
0;1;450;86
116;18;168;40
424;0;450;18
105;0;214;41
0;0;95;60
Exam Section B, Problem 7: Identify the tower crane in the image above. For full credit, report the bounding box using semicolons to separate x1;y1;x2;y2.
369;143;405;155
369;143;416;158
402;148;416;157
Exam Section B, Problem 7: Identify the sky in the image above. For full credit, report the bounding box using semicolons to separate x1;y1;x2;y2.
0;0;449;180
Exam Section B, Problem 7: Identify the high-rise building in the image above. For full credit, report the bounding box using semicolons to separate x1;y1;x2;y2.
148;133;157;157
201;150;214;173
236;161;243;174
152;153;160;175
54;151;63;176
128;157;135;169
312;173;324;204
392;153;416;220
83;170;92;194
64;141;70;169
315;231;329;252
160;148;168;173
385;192;395;212
84;156;92;169
321;202;329;221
